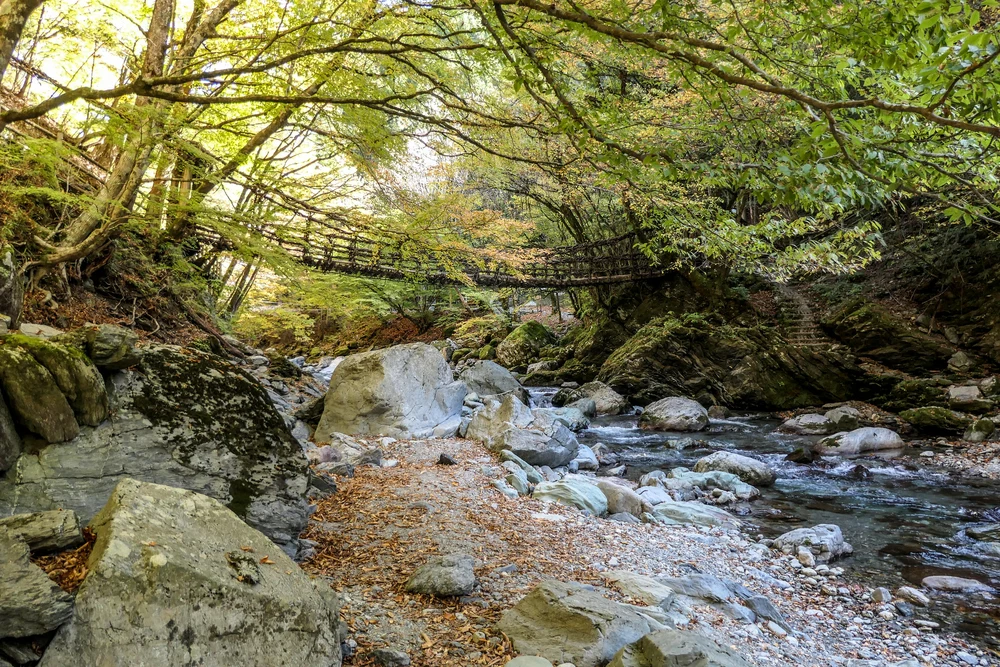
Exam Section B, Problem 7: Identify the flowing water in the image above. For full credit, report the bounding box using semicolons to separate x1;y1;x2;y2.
529;388;1000;644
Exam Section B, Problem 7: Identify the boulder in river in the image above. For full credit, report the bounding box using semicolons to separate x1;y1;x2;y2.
774;524;853;562
660;468;758;501
316;342;467;439
554;381;630;415
607;628;751;667
777;413;834;435
921;575;993;593
532;479;608;516
0;345;311;554
495;580;667;667
814;427;904;455
693;451;776;487
40;479;343;666
458;360;529;403
533;406;590;432
825;405;861;430
639;397;708;432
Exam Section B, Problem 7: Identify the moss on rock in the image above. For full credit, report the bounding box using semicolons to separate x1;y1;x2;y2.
495;321;556;370
0;342;79;442
899;406;974;434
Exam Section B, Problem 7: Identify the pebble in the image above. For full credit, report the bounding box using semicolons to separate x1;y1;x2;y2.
766;621;787;638
956;652;979;665
920;451;935;458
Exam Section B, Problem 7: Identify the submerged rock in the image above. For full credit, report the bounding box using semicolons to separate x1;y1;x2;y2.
693;451;776;487
495;580;667;667
639;397;708;432
921;575;993;593
607;628;751;667
814;427;904;455
40;479;343;666
316;343;467;439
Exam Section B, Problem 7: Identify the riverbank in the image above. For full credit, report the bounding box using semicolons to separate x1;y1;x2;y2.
301;436;994;667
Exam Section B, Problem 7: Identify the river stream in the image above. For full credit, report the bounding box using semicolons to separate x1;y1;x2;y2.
529;388;1000;645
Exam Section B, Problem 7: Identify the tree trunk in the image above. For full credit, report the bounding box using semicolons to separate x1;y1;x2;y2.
0;0;44;83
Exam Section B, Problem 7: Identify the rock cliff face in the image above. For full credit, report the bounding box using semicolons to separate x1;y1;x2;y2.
596;317;878;409
0;344;310;554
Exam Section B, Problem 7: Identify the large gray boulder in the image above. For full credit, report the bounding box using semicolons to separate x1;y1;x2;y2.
458;360;528;403
775;524;853;562
0;345;311;554
608;628;751;667
495;580;667;667
815;427;904;456
0;533;74;639
316;343;467;440
40;479;343;667
639;397;708;432
693;452;776;487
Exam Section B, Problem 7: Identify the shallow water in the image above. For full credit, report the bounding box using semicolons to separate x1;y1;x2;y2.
531;389;1000;642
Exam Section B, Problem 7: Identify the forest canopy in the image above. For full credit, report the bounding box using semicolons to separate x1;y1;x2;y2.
0;0;997;296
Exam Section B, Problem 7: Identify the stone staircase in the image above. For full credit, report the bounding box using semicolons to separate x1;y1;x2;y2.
773;284;833;348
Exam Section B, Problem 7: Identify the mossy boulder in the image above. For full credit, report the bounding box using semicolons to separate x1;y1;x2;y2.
496;321;556;370
899;406;974;434
0;342;79;442
0;345;311;554
478;344;496;360
882;378;949;412
964;418;996;442
822;298;956;374
4;333;109;427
